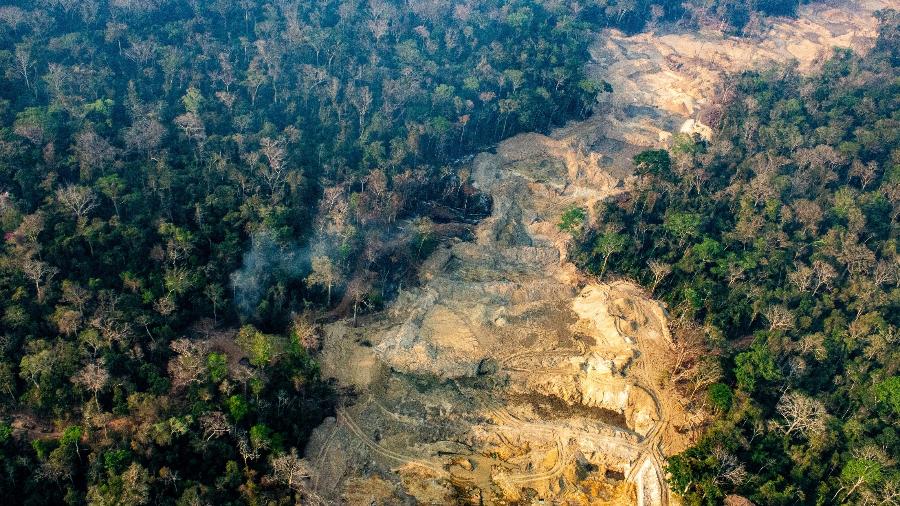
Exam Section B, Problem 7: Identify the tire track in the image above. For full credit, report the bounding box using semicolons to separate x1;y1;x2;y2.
336;403;449;476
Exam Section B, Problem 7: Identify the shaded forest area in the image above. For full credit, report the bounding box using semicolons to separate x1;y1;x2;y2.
0;0;819;504
575;11;899;505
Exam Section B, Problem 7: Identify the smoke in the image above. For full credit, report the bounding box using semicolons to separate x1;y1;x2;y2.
230;229;310;318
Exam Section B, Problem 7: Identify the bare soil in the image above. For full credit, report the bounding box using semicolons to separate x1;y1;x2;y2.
303;2;886;504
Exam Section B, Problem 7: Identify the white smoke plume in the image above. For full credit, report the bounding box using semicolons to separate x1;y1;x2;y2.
230;229;309;318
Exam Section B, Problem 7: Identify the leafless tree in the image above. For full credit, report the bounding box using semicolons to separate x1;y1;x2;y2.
12;44;35;93
366;0;396;44
12;212;45;252
315;185;350;235
212;52;236;91
61;280;92;312
123;38;158;67
688;357;723;399
158;466;181;492
124;117;166;157
72;361;110;407
793;144;844;196
13;116;45;145
215;90;236;110
791;199;823;237
836;238;876;276
244;57;267;106
775;391;828;439
873;258;898;287
200;411;231;441
174;112;206;146
168;338;209;390
119;463;151;504
154;295;175;317
849;159;878;191
89;313;131;349
258;137;288;201
796;332;827;361
789;263;813;293
237;433;259;468
810;260;838;295
726;263;748;287
0;6;27;32
104;21;128;54
55;184;98;223
21;258;58;303
670;321;706;383
74;129;118;179
764;305;795;331
254;39;284;103
711;446;748;486
746;153;787;205
43;63;71;106
270;448;313;491
349;83;374;130
648;260;671;294
53;307;83;336
863;477;900;506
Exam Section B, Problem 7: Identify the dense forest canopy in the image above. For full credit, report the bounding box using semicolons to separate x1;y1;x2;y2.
0;0;871;504
575;10;899;505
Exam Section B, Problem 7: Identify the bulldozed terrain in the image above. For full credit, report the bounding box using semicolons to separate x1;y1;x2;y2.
305;2;889;504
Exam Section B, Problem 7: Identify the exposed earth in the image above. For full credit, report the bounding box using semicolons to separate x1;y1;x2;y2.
304;2;889;504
